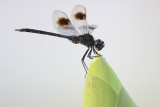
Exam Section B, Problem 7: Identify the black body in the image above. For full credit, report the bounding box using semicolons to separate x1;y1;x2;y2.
16;28;101;76
17;29;95;47
77;34;95;47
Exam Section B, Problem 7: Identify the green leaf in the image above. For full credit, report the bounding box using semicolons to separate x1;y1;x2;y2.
83;56;137;107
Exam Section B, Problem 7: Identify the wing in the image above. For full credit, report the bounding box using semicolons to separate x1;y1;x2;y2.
53;10;80;36
88;25;98;34
71;5;97;35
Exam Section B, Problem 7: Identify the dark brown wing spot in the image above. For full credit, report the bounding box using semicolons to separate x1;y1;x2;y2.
74;12;86;20
89;26;95;30
57;17;71;26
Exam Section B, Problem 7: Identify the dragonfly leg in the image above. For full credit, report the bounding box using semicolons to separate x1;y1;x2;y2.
88;47;101;58
81;48;90;77
93;47;101;56
87;48;94;59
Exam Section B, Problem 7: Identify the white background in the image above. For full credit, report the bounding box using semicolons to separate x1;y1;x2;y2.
0;0;160;107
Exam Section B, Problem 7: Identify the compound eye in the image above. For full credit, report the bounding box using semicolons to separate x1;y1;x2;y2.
95;39;105;51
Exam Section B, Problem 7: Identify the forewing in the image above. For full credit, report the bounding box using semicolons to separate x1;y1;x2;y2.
71;5;90;34
53;10;80;36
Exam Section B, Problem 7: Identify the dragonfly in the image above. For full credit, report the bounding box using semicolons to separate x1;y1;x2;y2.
16;5;105;74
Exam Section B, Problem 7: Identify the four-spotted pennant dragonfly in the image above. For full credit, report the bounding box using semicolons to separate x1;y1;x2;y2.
16;5;105;74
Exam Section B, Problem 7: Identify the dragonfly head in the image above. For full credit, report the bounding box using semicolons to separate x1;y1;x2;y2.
95;39;105;51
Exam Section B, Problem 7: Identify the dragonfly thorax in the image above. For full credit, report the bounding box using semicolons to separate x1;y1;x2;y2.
77;34;95;47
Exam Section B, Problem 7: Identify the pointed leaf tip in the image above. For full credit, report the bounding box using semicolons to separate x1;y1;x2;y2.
83;56;137;107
